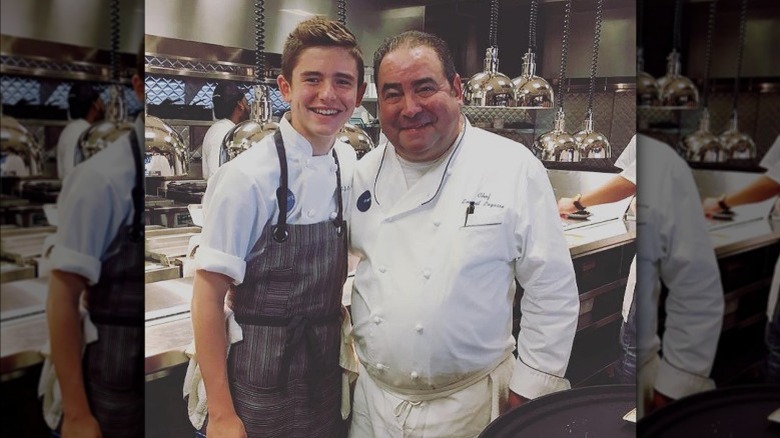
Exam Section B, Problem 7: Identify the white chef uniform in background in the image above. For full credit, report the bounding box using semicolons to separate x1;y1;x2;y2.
200;118;235;181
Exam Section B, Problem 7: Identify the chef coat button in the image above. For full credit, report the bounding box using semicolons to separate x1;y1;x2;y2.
433;220;441;227
330;163;338;173
373;316;382;324
446;169;453;176
410;371;419;379
307;209;316;218
376;363;385;370
415;324;423;333
378;265;387;273
329;211;338;220
422;269;431;279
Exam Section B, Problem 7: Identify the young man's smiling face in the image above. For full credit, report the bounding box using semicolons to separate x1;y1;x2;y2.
278;46;366;153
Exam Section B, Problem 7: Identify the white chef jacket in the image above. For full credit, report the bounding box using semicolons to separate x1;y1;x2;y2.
56;118;90;180
146;154;174;177
0;153;30;176
635;134;724;405
201;118;235;181
47;116;143;285
616;135;638;322
195;113;356;285
349;117;580;400
759;135;780;322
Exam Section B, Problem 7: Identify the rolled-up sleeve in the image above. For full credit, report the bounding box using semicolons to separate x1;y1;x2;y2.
510;160;580;399
194;164;267;285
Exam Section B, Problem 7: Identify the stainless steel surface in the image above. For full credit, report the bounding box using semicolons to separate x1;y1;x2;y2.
338;123;375;159
682;108;726;162
0;277;48;321
637;71;660;107
1;229;54;264
709;218;780;258
145;115;191;176
220;85;278;165
719;111;756;160
0;261;35;283
574;115;611;159
657;51;699;109
145;262;180;283
511;50;554;109
534;109;579;162
464;48;516;107
565;219;635;259
145;231;200;265
145;314;192;375
0;313;47;374
145;277;193;320
0;116;43;176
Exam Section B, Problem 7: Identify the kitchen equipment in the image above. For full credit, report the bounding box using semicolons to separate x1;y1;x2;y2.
682;1;725;162
144;115;190;176
479;384;636;437
219;0;278;164
574;0;611;160
0;116;43;177
534;0;577;162
512;0;553;109
638;385;780;438
464;0;516;107
656;0;699;109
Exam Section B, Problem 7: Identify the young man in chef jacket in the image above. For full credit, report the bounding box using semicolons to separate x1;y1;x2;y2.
43;44;145;437
201;82;250;181
634;134;724;417
190;17;364;438
702;134;780;384
56;82;105;180
347;31;580;437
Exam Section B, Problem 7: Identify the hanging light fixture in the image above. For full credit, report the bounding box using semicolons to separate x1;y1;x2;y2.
719;0;755;160
535;0;578;162
574;0;611;159
657;0;699;109
0;115;43;177
77;0;134;162
144;115;190;176
512;0;554;109
682;0;725;162
220;0;278;165
464;0;516;107
335;0;375;158
637;0;660;107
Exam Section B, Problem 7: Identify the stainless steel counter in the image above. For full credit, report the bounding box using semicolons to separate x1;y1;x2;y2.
1;313;47;376
708;218;780;258
565;218;636;258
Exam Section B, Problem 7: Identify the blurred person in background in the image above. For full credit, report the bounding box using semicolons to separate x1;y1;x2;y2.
635;134;724;418
702;134;780;384
200;82;250;181
41;44;145;438
57;83;104;180
558;135;637;384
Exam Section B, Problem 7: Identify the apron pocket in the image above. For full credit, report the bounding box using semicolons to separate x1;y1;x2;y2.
259;268;295;316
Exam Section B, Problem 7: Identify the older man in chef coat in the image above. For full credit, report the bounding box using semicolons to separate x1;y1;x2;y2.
347;30;580;437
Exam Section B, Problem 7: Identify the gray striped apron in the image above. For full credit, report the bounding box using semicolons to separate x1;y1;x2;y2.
221;129;348;437
77;130;145;437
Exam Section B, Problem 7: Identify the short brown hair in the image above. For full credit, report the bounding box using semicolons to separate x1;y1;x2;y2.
373;31;457;87
281;16;364;86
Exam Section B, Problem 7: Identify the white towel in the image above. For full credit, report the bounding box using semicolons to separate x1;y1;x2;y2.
340;305;360;420
182;307;243;430
37;308;99;430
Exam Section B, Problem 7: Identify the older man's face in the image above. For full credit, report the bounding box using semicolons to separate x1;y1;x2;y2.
376;45;463;163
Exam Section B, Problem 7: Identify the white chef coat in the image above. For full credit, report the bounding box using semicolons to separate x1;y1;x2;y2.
201;118;235;181
46;116;143;285
56;118;90;180
759;135;780;322
146;154;174;177
0;153;30;176
195;113;356;285
616;135;638;322
634;134;724;413
349;117;579;403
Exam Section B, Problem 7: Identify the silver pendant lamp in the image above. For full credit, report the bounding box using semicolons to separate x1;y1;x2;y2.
464;0;516;107
0;114;43;177
511;0;554;109
657;0;699;109
719;0;755;160
335;0;375;158
682;0;725;162
77;0;134;163
574;0;610;159
535;0;578;162
220;0;278;165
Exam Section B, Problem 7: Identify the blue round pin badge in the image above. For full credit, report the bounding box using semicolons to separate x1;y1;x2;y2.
357;190;372;212
286;189;296;215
